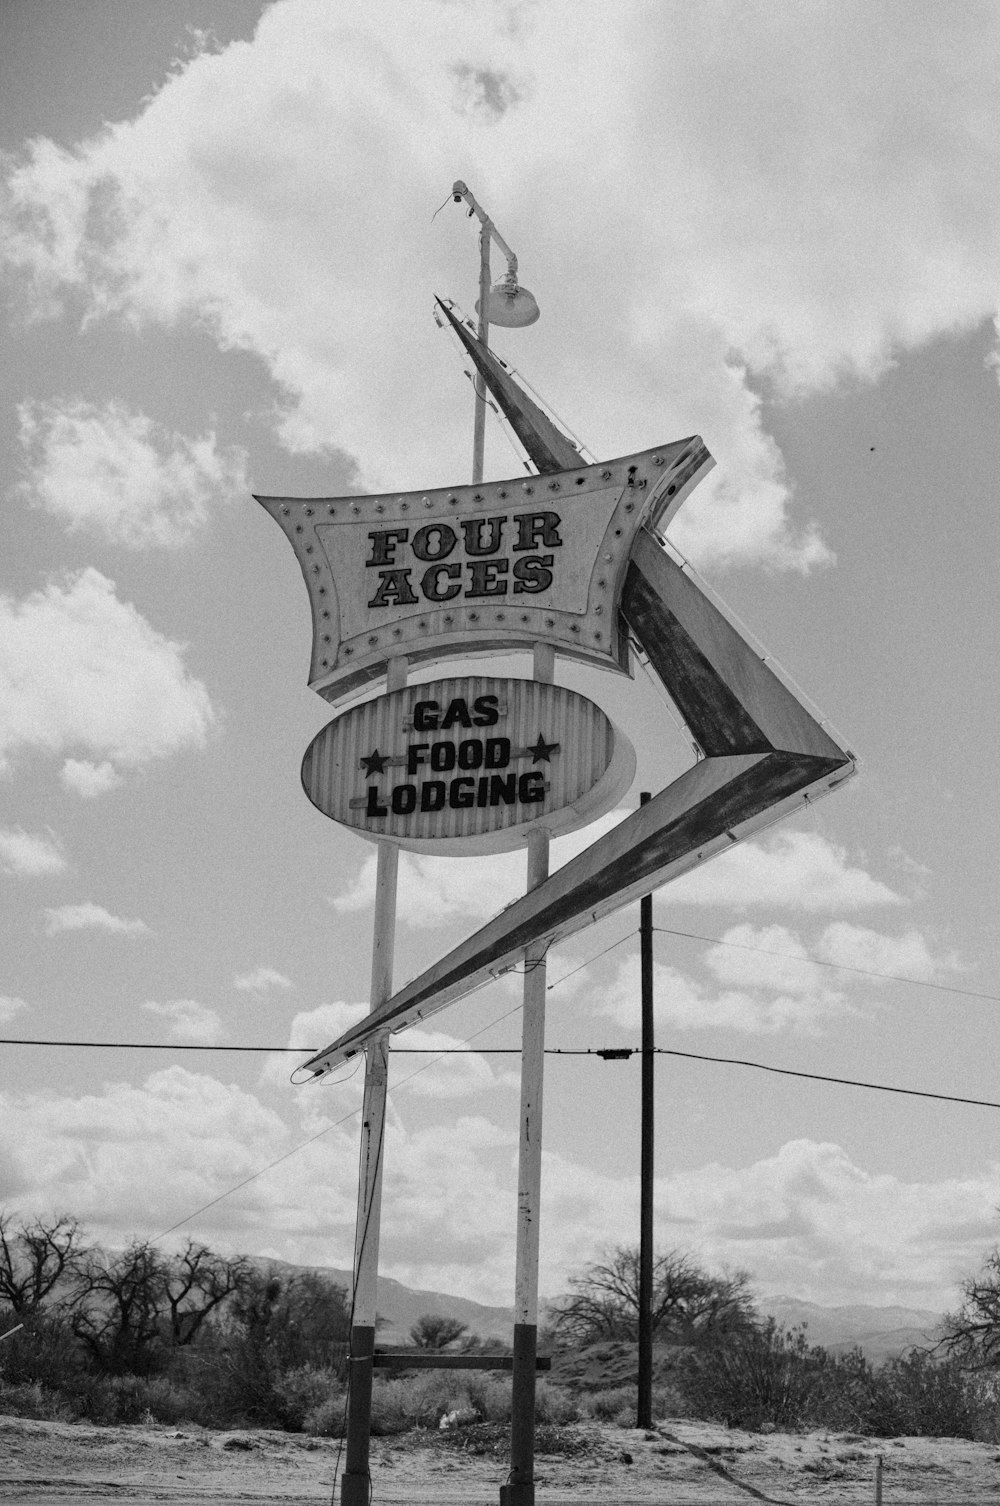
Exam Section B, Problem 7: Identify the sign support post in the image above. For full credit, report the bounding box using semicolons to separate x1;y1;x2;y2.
341;657;406;1506
502;642;553;1506
637;789;654;1429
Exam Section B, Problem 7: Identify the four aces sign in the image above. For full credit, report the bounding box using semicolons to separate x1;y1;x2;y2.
255;435;712;704
258;324;855;1076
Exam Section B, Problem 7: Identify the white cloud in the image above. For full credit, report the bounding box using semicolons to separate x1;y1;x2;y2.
0;1067;301;1245
816;922;954;982
0;826;66;876
0;997;28;1024
0;1056;993;1310
332;847;525;929
43;902;150;937
387;1026;518;1100
60;759;121;798
331;810;629;927
598;955;850;1036
142;999;224;1045
699;921;958;1003
661;831;903;913
7;4;999;568
703;925;824;995
0;568;213;784
18;398;248;548
537;1137;1000;1311
0;1063;518;1298
234;966;293;993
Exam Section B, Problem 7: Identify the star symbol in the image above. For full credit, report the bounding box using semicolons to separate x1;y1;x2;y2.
359;748;390;775
528;734;559;763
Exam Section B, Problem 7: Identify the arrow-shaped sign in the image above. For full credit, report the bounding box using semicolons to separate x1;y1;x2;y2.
296;321;854;1074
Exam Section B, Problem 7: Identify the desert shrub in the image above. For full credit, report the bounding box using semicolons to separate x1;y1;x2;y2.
304;1388;348;1436
0;1378;74;1421
366;1372;464;1435
135;1374;208;1426
273;1365;343;1432
770;1344;981;1438
963;1369;1000;1444
0;1310;85;1389
465;1373;511;1423
534;1378;579;1425
364;1369;582;1435
578;1384;637;1422
678;1321;830;1430
651;1380;688;1420
575;1378;687;1425
368;1379;413;1436
58;1372;122;1423
869;1349;977;1438
58;1372;196;1425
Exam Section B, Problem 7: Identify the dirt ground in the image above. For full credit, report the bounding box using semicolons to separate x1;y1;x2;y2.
2;1412;1000;1504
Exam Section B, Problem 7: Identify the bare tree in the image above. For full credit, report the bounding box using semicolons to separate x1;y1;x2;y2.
941;1248;1000;1368
71;1239;254;1374
546;1245;757;1346
163;1241;254;1347
71;1240;168;1375
409;1313;469;1350
0;1212;88;1314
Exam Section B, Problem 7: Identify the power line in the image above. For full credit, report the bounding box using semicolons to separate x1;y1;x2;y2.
4;1037;1000;1110
387;1044;1000;1111
653;926;1000;1004
545;928;638;990
0;1038;312;1052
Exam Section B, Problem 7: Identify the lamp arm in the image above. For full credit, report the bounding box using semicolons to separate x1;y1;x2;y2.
452;180;519;281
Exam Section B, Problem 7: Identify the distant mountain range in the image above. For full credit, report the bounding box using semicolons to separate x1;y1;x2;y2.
269;1259;946;1359
761;1296;946;1362
266;1260;514;1347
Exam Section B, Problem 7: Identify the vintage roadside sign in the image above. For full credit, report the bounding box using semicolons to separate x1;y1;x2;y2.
301;674;635;853
258;301;856;1076
255;437;712;706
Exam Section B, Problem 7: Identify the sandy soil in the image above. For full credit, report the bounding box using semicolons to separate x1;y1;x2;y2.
1;1412;999;1504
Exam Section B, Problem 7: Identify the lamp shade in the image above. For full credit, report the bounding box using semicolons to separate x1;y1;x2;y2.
476;281;540;328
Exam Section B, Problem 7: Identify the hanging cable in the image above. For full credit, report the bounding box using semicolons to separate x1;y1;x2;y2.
652;927;999;1004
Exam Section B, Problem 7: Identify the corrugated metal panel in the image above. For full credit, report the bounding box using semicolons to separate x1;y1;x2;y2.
301;676;631;854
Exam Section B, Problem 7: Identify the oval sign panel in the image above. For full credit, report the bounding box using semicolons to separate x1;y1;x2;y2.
301;675;635;854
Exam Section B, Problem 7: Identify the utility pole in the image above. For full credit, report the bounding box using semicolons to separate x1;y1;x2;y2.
637;789;654;1429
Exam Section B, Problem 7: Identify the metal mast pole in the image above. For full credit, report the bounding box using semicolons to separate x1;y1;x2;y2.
473;217;492;483
452;178;537;485
447;181;545;1506
503;641;552;1506
637;789;654;1429
341;655;406;1506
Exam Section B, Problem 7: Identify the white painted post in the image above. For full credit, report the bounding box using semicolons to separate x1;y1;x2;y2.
341;656;406;1506
503;640;554;1506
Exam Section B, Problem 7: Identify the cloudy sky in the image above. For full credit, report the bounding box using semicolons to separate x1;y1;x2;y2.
3;0;1000;1318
